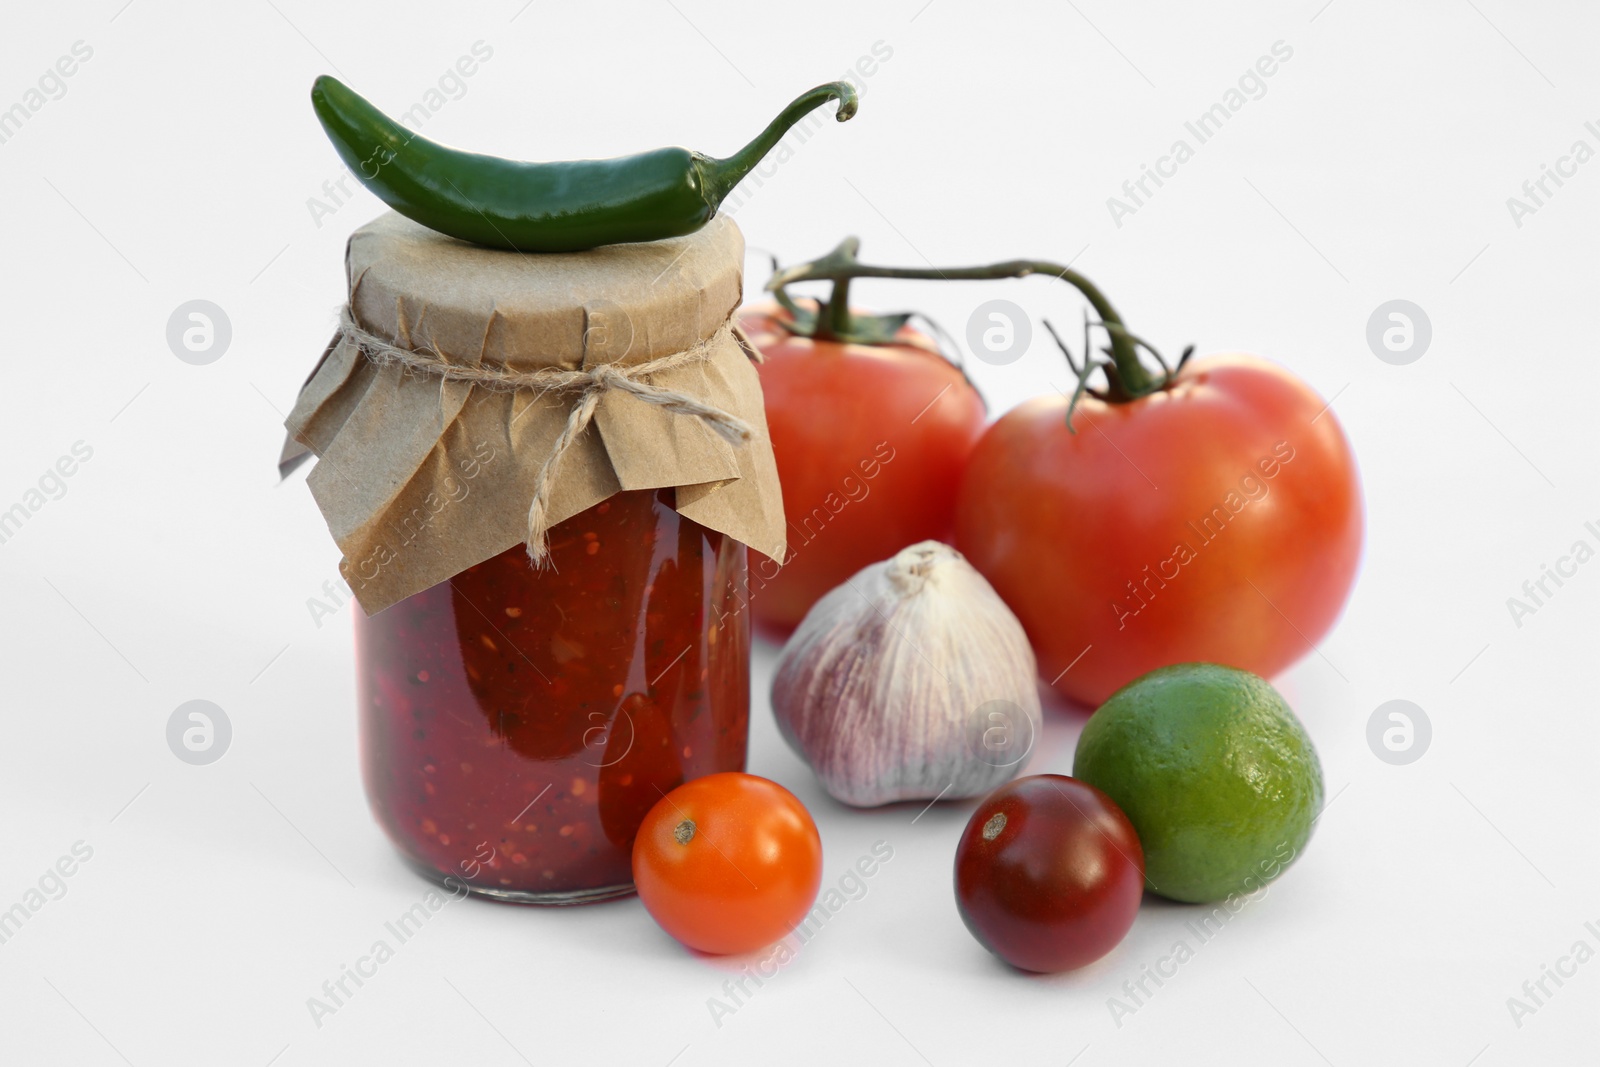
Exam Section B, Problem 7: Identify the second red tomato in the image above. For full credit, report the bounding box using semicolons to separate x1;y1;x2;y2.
956;354;1362;707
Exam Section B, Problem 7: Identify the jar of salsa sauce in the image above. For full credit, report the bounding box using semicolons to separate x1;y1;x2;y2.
285;213;783;904
355;488;748;903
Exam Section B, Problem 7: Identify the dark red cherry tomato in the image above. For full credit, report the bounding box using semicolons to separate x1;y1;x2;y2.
954;774;1144;973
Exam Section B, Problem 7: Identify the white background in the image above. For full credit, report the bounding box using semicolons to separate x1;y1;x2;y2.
2;1;1597;1064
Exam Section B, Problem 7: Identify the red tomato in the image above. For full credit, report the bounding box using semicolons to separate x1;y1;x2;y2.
954;775;1144;973
632;772;822;955
741;305;987;633
955;354;1362;707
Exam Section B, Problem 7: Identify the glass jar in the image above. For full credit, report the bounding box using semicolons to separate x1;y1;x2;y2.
355;488;749;904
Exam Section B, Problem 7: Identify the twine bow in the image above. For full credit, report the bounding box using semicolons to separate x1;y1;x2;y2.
335;307;754;563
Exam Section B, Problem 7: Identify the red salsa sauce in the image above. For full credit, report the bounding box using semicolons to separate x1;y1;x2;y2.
355;489;749;902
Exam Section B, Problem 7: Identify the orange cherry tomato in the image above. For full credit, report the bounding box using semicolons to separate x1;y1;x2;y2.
632;772;823;954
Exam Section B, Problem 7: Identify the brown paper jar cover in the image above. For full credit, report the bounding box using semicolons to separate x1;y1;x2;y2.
282;212;787;615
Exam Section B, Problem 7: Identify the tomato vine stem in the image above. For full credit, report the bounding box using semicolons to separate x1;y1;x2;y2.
765;238;1185;412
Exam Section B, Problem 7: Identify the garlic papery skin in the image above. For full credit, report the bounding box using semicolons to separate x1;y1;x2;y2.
771;541;1043;807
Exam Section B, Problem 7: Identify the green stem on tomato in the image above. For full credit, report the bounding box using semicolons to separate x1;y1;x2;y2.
820;273;854;342
766;238;1166;398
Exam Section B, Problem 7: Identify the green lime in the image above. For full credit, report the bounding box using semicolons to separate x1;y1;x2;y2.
1072;663;1323;904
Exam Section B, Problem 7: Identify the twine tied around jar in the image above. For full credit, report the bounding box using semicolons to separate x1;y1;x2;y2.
335;306;755;564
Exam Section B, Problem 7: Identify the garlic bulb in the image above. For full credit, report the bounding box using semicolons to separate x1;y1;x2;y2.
772;541;1042;807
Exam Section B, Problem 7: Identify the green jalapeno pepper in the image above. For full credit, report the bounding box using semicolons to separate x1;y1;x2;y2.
310;76;858;253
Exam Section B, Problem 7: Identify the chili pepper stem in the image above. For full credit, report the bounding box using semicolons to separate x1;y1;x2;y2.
702;83;860;207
